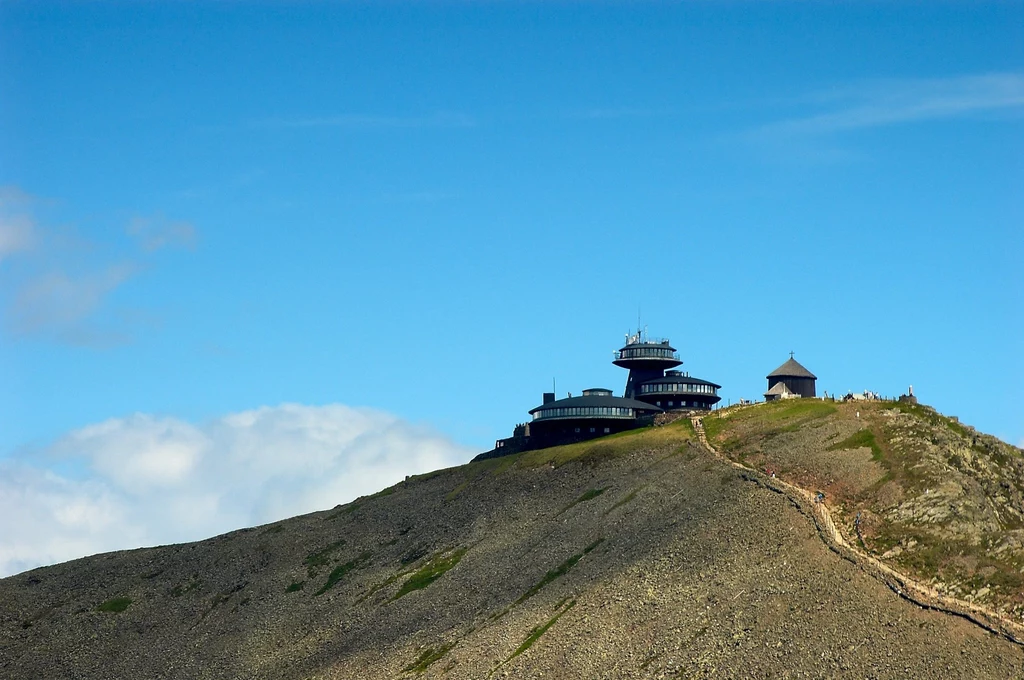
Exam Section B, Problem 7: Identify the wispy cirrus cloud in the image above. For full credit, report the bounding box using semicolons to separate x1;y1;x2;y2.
9;264;139;343
754;72;1024;138
251;110;475;130
0;186;37;262
127;215;197;252
0;186;196;346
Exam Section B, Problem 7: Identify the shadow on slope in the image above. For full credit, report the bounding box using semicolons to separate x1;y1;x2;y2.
2;416;1021;678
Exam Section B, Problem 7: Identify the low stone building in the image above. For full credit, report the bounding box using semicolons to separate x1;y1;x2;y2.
764;381;798;401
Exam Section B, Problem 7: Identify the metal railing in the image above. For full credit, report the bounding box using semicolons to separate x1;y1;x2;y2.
615;348;680;361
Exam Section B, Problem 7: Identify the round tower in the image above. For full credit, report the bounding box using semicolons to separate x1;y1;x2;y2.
613;331;682;399
635;370;722;411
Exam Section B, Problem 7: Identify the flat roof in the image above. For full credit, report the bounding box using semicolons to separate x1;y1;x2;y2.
529;394;663;415
643;374;721;389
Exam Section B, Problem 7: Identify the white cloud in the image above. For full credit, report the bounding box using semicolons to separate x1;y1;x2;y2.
755;72;1024;137
57;414;208;489
0;466;141;578
0;404;473;577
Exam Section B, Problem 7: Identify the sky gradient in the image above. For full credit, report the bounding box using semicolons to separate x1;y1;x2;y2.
1;1;1022;576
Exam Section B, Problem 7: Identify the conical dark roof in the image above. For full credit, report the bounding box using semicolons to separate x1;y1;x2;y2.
767;357;817;380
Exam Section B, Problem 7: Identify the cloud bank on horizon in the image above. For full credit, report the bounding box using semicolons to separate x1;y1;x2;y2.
0;404;473;578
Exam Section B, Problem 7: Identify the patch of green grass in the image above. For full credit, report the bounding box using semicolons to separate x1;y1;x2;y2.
505;600;575;663
285;581;305;593
391;548;468;601
888;403;942;426
703;401;835;455
488;455;519;477
702;413;729;441
556;487;609;515
405;468;450;483
260;524;286;535
369;485;399;499
403;643;456;673
889;401;972;441
986;563;1024;592
96;597;132;613
169;580;201;597
761;399;837;422
518;423;690;469
326;502;361;520
304;539;347;576
869;524;1023;595
314;551;373;596
604;487;641;515
444;479;471;502
514;539;603;607
828;428;883;461
357;571;406;604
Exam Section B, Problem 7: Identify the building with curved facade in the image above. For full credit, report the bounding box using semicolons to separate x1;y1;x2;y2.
613;335;682;399
525;388;663;449
634;370;722;411
478;329;722;459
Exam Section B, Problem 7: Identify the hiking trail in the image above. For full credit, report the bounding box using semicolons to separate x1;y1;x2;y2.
690;414;1024;646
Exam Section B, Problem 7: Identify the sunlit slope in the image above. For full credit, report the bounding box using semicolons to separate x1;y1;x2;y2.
1;417;1021;679
706;399;1024;619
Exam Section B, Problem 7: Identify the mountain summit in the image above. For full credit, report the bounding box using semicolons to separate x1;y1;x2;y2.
2;401;1022;678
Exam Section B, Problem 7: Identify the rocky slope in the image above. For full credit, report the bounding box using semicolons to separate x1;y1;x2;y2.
705;399;1024;618
2;413;1023;679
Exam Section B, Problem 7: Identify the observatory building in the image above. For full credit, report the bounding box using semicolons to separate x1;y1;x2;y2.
613;332;722;411
479;330;721;459
525;388;662;451
635;370;723;411
765;354;817;400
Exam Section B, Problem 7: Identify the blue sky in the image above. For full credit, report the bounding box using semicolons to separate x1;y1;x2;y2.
1;1;1022;575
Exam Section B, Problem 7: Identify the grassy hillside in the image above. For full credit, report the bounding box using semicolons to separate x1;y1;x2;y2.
1;413;1021;679
705;399;1024;618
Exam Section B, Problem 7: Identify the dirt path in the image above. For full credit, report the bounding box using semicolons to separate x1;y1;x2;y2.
690;414;1024;646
